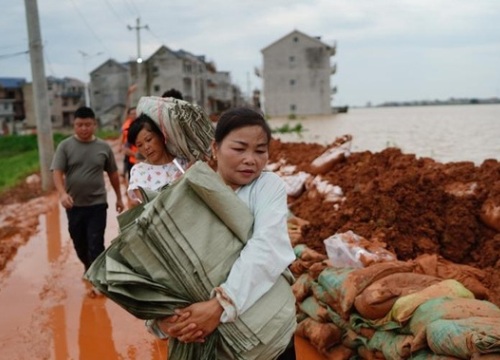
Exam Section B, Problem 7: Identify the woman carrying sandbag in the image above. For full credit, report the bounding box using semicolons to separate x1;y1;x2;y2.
149;107;297;359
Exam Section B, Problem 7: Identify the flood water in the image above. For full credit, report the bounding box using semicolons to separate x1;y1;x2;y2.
1;104;498;359
269;104;500;165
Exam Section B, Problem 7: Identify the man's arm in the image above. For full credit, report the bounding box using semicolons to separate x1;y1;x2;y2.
108;171;124;213
53;170;73;209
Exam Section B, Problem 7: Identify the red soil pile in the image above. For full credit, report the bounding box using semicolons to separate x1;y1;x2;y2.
269;138;500;306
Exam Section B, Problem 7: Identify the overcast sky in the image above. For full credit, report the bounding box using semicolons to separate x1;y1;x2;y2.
2;0;499;107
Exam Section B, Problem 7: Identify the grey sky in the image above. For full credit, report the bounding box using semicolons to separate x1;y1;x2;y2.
2;0;499;107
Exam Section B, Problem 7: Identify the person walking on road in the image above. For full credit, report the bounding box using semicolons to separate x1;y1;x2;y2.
51;106;125;273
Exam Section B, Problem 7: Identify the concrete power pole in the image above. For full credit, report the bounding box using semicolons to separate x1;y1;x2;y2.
24;0;54;191
128;18;148;100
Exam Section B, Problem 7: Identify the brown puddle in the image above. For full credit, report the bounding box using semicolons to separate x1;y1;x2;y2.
0;189;167;359
0;187;323;359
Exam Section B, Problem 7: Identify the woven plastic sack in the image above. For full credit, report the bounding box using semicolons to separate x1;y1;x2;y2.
354;272;442;320
296;318;342;355
318;261;414;319
409;297;500;352
388;279;475;324
367;330;413;360
136;96;214;162
426;317;500;358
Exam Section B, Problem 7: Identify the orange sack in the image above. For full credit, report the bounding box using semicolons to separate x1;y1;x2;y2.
354;272;442;320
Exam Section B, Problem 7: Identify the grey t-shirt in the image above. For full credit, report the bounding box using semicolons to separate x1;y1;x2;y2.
51;136;118;206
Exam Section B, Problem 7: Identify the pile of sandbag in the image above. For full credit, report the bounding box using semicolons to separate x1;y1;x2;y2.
288;226;500;359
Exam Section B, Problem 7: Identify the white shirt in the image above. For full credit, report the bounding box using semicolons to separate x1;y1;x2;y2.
216;171;296;322
127;158;188;199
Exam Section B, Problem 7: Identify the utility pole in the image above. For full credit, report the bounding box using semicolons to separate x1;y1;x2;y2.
24;0;54;191
128;18;148;100
78;50;103;107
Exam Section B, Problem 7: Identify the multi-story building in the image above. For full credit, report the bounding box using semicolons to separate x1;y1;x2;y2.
24;77;85;129
90;59;130;129
0;77;26;134
261;29;337;117
130;45;208;108
90;45;244;128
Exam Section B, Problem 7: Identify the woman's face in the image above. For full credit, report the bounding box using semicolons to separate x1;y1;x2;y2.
212;125;269;190
135;128;167;165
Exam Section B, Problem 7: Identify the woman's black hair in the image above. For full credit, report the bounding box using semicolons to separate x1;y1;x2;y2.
214;107;271;144
127;113;165;145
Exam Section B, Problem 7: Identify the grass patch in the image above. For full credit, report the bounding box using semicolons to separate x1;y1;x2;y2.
0;130;119;193
272;122;304;135
0;150;40;191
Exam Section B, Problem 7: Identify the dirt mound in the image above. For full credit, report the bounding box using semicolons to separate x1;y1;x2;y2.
269;138;500;306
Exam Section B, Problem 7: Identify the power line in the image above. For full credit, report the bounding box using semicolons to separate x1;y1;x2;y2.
69;0;111;54
145;27;164;46
103;0;126;25
0;50;29;60
126;0;141;16
121;0;138;17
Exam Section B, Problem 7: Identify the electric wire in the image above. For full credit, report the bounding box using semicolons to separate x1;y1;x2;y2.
0;50;29;60
69;0;112;55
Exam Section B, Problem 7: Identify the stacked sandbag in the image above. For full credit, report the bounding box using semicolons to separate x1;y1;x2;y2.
408;297;500;353
287;228;500;359
309;134;352;175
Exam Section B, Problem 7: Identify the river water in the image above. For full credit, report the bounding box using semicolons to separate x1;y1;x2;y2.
268;104;500;165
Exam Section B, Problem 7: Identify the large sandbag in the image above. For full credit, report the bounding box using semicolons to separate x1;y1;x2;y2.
409;297;500;352
426;317;500;359
354;273;442;320
367;330;413;360
323;344;354;360
387;279;474;324
412;254;489;299
295;318;342;355
299;296;330;323
309;134;352;175
292;273;313;303
318;261;414;319
410;349;461;359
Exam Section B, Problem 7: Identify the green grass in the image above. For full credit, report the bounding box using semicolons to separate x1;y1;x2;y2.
0;130;119;193
272;122;305;135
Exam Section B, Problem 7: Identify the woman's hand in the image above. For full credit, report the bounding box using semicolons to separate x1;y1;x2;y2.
159;299;224;343
157;312;205;343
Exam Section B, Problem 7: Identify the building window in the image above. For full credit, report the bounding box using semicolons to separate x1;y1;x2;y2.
290;79;295;86
154;85;160;92
293;36;298;42
289;56;295;63
290;104;296;111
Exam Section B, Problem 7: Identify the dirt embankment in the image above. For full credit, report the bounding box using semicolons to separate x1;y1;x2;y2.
269;138;500;307
1;137;499;306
